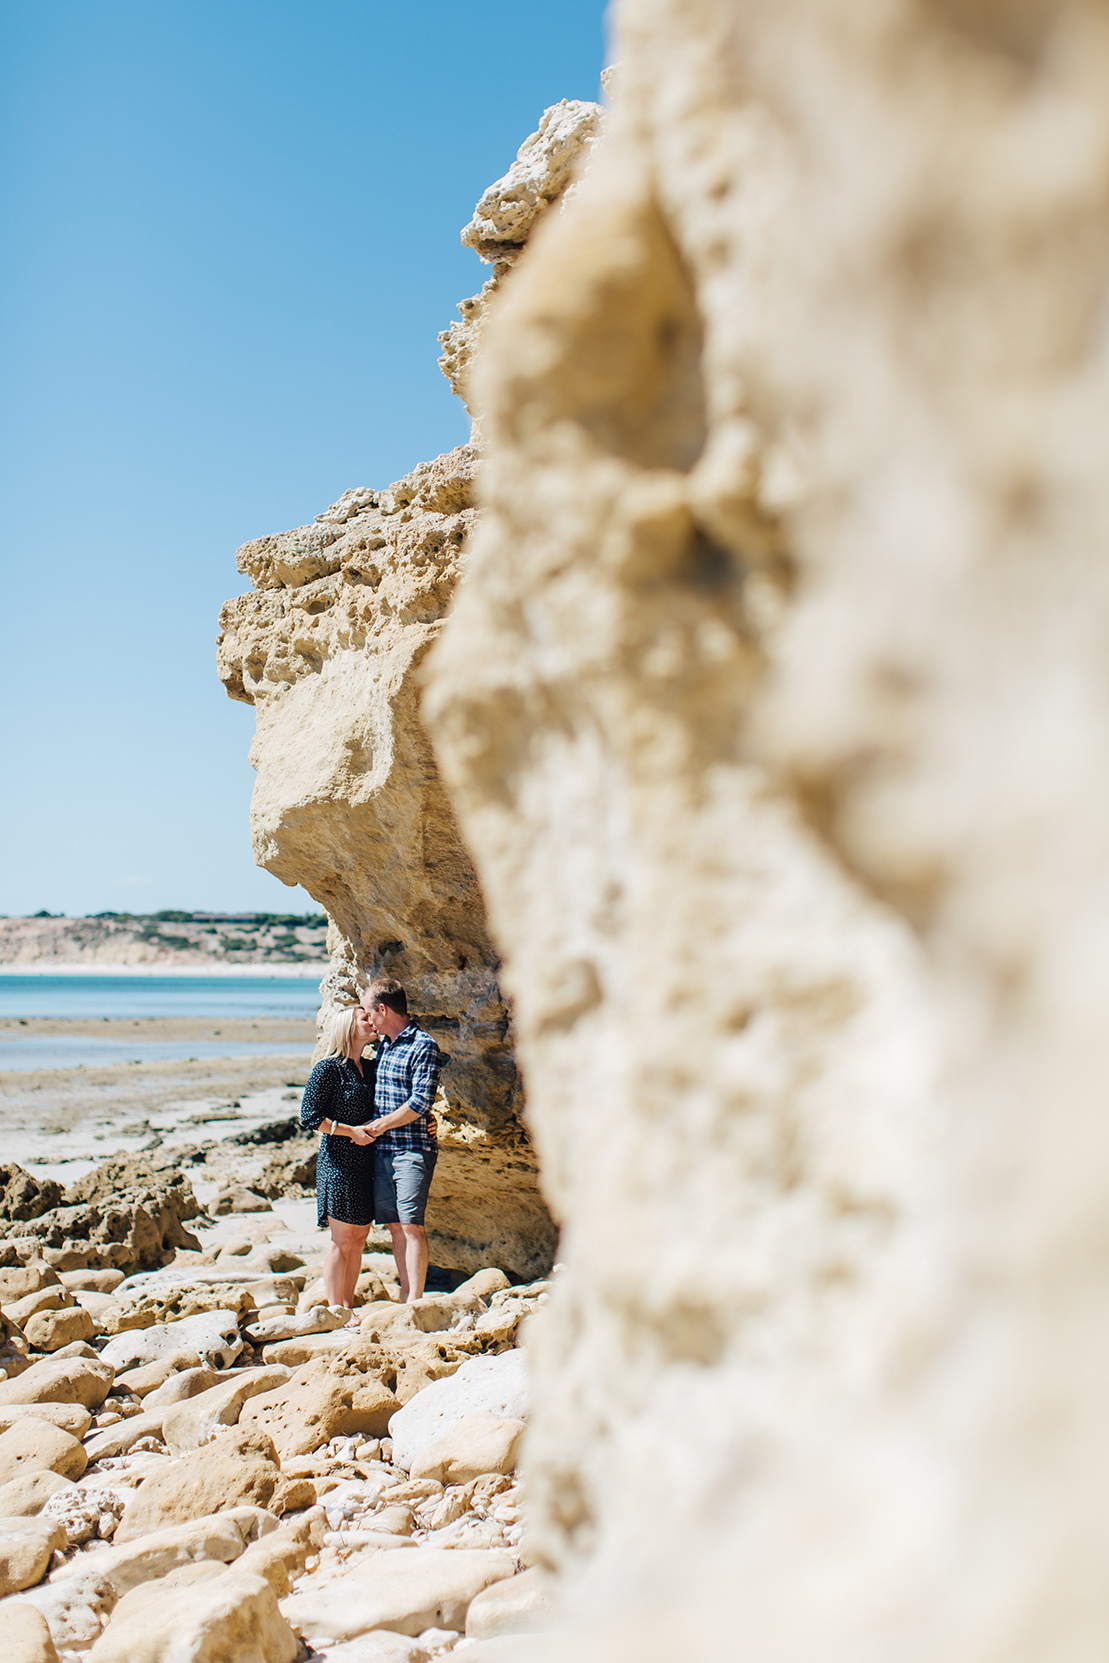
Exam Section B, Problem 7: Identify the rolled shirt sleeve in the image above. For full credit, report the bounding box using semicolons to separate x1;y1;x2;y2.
405;1033;443;1118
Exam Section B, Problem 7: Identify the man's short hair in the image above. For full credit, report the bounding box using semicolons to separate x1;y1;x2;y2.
365;976;408;1017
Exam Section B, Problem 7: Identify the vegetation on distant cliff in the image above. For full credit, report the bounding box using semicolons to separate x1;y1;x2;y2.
0;912;328;967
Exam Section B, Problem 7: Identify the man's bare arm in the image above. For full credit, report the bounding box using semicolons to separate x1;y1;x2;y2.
361;1105;420;1136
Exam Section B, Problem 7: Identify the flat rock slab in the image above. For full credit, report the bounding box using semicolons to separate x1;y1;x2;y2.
51;1503;276;1597
88;1567;297;1663
280;1547;516;1641
449;1639;557;1663
260;1332;353;1368
114;1351;203;1398
5;1289;70;1330
389;1351;528;1472
313;1635;432;1663
0;1357;114;1412
59;1270;124;1294
243;1306;346;1345
141;1366;223;1409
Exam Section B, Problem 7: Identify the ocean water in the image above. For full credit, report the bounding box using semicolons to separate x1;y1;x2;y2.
0;1037;312;1072
0;975;322;1020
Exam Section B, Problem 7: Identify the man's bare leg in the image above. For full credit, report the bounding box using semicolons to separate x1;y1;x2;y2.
387;1221;428;1303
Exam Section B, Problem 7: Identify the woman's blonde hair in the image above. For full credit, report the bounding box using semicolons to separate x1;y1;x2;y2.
323;1005;361;1061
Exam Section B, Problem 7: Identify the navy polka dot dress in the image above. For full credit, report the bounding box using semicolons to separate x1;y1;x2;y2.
299;1053;377;1228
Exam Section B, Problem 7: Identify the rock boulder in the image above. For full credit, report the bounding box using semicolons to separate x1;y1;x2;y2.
0;1516;66;1597
238;1356;399;1458
161;1366;291;1454
0;1354;113;1411
389;1350;527;1472
99;1310;242;1375
0;1468;75;1517
113;1431;281;1543
0;1419;87;1487
51;1505;275;1597
0;1265;61;1304
410;1413;525;1486
280;1547;516;1642
87;1568;297;1663
22;1307;96;1354
465;1567;557;1640
5;1603;61;1663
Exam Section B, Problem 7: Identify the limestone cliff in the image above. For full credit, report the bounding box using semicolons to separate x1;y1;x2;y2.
217;103;603;1283
423;1;1109;1657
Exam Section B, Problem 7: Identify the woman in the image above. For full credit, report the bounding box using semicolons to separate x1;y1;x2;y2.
299;1004;377;1322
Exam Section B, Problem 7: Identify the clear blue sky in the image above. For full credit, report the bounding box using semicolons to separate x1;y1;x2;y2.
0;0;608;918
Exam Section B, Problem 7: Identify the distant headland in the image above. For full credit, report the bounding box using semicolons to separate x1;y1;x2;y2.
0;910;329;971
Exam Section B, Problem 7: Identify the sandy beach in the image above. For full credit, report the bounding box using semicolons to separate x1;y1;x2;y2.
0;1015;318;1184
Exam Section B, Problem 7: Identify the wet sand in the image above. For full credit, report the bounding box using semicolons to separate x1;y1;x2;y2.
0;1016;318;1181
0;1016;316;1040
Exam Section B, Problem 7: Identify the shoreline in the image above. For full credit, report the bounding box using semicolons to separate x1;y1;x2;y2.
0;1015;318;1176
0;961;329;979
0;1016;319;1039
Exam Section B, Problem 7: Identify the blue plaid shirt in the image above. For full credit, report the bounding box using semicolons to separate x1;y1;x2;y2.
373;1022;442;1156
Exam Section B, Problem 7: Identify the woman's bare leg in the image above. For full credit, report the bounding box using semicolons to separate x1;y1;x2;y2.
324;1219;371;1308
342;1224;371;1307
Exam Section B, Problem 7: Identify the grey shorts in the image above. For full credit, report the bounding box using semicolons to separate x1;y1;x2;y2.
373;1148;437;1225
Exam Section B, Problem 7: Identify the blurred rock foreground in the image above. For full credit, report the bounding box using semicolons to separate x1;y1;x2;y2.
201;0;1109;1655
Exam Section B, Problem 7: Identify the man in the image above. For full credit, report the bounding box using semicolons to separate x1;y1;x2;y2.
360;975;442;1303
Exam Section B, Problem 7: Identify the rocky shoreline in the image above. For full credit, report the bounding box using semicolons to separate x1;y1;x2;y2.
0;1018;316;1190
0;1148;551;1661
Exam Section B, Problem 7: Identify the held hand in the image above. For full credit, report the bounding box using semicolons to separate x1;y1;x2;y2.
349;1127;373;1147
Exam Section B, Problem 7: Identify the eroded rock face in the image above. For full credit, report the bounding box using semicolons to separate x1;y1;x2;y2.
217;103;602;1282
439;99;604;412
423;0;1109;1657
0;1161;202;1278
